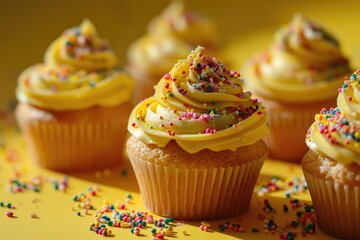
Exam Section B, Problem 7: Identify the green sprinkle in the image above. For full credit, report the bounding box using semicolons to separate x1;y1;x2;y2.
283;205;288;212
121;169;128;176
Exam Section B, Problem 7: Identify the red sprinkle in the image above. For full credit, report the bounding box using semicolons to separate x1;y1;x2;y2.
6;212;13;217
164;73;171;80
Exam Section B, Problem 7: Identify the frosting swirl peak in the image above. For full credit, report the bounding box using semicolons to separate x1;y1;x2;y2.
128;46;269;153
148;0;217;48
307;70;360;166
246;14;350;103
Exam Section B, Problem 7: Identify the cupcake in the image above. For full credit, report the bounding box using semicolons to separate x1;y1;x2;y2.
127;0;218;103
15;19;134;171
303;69;360;239
244;14;350;162
126;46;269;220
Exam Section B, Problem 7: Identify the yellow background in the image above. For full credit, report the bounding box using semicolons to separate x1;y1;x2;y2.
0;1;357;239
1;0;360;109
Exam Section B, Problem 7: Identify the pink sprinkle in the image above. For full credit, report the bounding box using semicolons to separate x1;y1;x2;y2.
320;108;327;114
348;96;353;101
236;94;242;98
169;122;173;127
164;73;171;80
338;88;342;93
165;83;169;88
257;111;263;115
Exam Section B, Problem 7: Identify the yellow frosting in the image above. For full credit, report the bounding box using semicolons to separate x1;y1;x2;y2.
148;0;218;48
128;46;269;153
306;70;360;166
16;19;133;111
127;0;218;77
246;14;350;103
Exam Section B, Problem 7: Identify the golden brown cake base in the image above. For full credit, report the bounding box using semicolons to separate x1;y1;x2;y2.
260;96;336;163
126;135;268;220
15;102;132;172
302;150;360;239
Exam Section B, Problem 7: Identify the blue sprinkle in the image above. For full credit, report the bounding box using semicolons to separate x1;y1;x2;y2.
89;81;96;88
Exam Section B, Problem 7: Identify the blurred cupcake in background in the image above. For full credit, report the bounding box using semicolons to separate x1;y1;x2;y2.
15;19;134;171
303;69;360;239
127;0;219;103
243;14;351;163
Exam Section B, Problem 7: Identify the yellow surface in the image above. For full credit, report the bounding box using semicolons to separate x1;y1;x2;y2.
0;118;335;240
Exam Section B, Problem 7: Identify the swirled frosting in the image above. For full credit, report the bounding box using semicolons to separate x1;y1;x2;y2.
128;46;269;153
306;70;360;166
16;19;133;111
127;0;218;77
246;14;350;103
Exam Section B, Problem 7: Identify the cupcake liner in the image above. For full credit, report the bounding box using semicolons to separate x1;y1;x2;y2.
128;151;265;220
303;170;360;239
19;117;128;171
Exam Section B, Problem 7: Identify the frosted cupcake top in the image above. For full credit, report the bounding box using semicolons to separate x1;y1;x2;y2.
127;0;217;77
128;46;269;153
246;14;350;103
16;19;133;111
306;69;360;166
